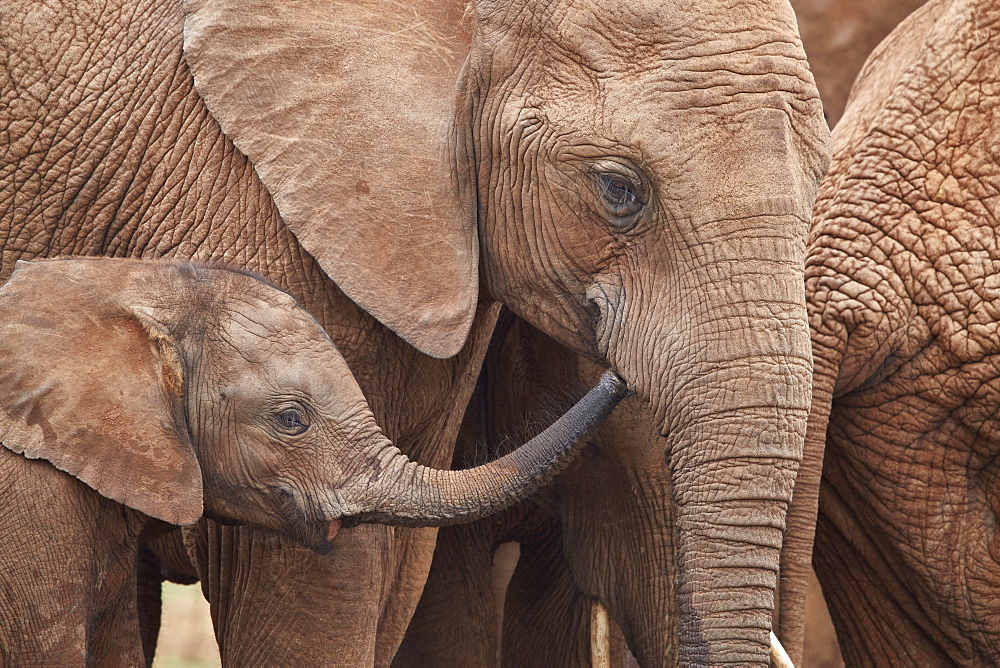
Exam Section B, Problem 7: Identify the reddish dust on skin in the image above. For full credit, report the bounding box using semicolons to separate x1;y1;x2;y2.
327;519;342;541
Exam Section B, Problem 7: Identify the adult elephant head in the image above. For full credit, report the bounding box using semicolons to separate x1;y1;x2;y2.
183;0;829;662
464;17;829;661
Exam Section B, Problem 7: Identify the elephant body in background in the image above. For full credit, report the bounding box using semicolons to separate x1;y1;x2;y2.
773;0;932;662
790;0;928;126
1;0;828;664
803;0;1000;663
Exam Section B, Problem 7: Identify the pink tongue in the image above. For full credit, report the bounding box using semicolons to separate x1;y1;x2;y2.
327;519;343;542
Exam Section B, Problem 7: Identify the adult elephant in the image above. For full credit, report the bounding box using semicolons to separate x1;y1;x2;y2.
1;1;829;666
789;0;928;126
382;0;829;661
800;0;1000;663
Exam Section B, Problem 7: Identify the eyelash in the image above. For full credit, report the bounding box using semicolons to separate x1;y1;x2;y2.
274;406;309;436
592;169;647;224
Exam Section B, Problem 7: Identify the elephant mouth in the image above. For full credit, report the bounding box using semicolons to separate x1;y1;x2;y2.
265;485;344;554
203;501;337;555
279;514;340;555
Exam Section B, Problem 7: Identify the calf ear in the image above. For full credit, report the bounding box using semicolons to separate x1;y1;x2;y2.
0;259;203;525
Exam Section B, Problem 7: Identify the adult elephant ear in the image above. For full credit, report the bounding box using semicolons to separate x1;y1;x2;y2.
182;0;477;359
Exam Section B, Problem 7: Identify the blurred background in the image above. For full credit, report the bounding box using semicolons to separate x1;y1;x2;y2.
153;583;221;668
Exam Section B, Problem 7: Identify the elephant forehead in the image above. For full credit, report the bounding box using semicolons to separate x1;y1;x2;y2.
213;308;363;402
501;13;808;93
491;0;800;52
217;302;329;362
489;18;825;197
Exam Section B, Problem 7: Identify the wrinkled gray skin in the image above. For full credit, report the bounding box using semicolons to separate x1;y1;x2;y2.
779;1;931;663
2;2;500;664
401;1;830;665
804;0;1000;664
451;3;828;664
1;0;829;665
405;3;949;660
400;2;952;656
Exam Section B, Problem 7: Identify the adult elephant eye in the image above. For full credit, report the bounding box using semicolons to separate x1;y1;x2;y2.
594;171;645;221
274;407;309;436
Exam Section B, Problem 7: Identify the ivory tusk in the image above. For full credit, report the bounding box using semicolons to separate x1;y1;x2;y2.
590;600;611;668
770;631;794;668
591;604;792;667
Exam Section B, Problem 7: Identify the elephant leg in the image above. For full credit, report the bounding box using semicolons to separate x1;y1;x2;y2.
89;519;174;667
144;525;201;584
88;563;145;667
136;544;165;667
0;449;147;665
184;520;393;666
374;525;444;666
137;526;201;665
492;542;520;624
395;521;503;666
500;528;634;667
501;530;594;668
802;570;844;667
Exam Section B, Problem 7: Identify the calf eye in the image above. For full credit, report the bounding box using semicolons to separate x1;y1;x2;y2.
594;170;646;222
274;407;309;436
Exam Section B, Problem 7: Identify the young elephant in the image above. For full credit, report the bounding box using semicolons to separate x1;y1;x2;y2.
0;257;626;665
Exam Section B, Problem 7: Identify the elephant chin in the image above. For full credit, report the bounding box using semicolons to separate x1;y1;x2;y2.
236;485;344;554
283;521;341;556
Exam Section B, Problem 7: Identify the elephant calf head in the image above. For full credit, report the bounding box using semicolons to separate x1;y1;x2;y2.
0;258;626;552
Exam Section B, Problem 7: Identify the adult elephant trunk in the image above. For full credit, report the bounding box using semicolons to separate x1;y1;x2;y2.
333;371;628;528
670;403;804;665
775;336;843;663
610;218;812;665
